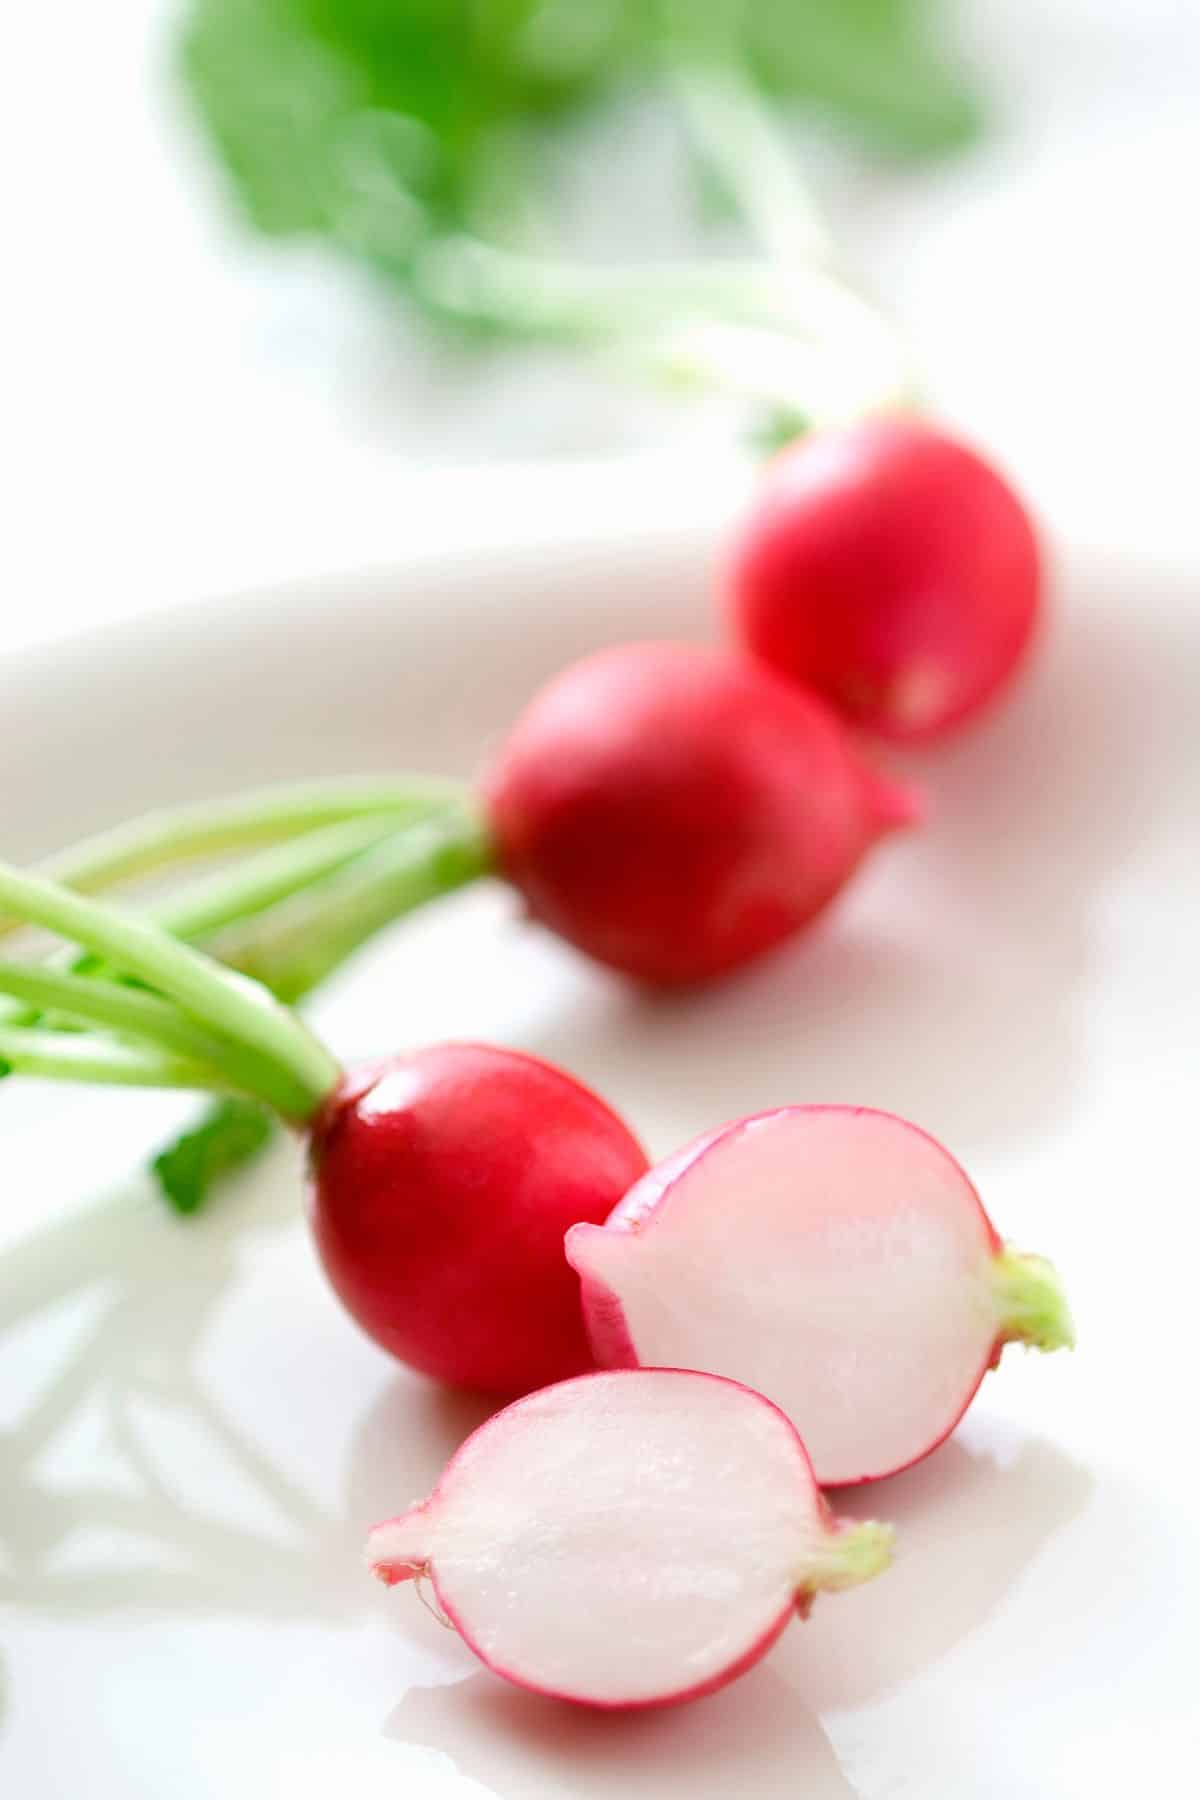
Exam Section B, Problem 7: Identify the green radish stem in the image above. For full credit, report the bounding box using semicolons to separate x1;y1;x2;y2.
0;863;339;1119
0;960;249;1059
3;777;465;932
405;59;913;434
0;802;491;1208
149;812;427;943
667;57;833;266
412;239;878;349
411;239;913;433
0;817;400;1030
801;1518;895;1595
209;808;492;1002
0;1026;238;1093
155;808;493;1209
0;807;467;1038
0;961;323;1117
990;1247;1076;1354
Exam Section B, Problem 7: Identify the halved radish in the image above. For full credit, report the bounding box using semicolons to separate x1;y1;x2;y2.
567;1107;1073;1487
367;1368;892;1709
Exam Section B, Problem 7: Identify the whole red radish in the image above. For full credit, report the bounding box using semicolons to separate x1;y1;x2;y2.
567;1105;1073;1485
310;1042;649;1393
2;854;656;1393
0;853;658;1389
367;1368;892;1709
485;642;919;986
728;418;1042;742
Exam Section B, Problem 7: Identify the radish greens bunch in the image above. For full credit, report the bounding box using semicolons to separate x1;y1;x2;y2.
179;0;982;434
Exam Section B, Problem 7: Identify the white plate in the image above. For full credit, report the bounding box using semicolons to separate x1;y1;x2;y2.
2;512;1197;1797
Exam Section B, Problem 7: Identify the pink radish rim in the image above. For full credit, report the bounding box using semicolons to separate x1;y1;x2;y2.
372;1366;827;1710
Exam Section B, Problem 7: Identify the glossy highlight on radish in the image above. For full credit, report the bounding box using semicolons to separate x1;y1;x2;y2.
728;418;1042;742
367;1368;892;1709
485;642;920;985
567;1107;1073;1486
310;1043;649;1394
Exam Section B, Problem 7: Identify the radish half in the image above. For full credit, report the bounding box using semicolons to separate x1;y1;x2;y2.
567;1107;1074;1487
367;1368;892;1709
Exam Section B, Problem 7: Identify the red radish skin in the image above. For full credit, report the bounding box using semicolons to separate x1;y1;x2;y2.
485;642;921;986
310;1043;649;1394
367;1368;893;1709
567;1106;1073;1486
728;419;1042;742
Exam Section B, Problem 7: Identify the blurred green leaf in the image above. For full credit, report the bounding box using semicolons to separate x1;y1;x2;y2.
183;0;642;247
181;0;981;306
747;0;982;154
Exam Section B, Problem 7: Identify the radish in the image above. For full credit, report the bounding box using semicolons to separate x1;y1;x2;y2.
367;1368;893;1709
727;418;1042;742
310;1042;648;1391
0;865;646;1393
16;644;919;1011
485;641;920;985
567;1106;1073;1486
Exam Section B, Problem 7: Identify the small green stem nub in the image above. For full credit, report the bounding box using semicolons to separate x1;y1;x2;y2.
989;1246;1076;1353
803;1518;894;1596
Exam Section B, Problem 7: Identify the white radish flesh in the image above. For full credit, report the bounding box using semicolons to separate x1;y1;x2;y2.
367;1368;891;1709
567;1107;1073;1487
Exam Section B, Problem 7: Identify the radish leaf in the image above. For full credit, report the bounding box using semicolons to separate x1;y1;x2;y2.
179;0;981;297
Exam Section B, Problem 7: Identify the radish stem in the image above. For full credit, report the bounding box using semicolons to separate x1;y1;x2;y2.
210;808;492;1002
0;805;491;1207
5;777;465;930
668;61;832;266
0;808;469;1034
990;1247;1076;1353
0;863;339;1119
800;1518;894;1594
0;961;240;1059
149;813;420;942
402;37;915;436
414;242;870;344
0;962;322;1117
150;808;491;1209
0;1026;236;1093
410;239;913;430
